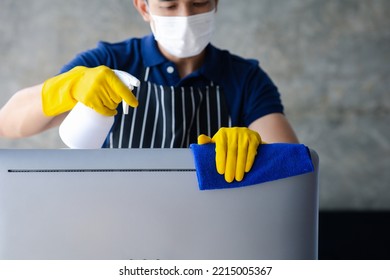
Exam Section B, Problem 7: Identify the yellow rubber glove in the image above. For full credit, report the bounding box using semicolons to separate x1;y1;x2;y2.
198;127;263;183
42;65;138;117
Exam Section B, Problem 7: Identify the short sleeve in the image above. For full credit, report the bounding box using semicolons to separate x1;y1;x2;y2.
59;38;144;77
242;61;284;126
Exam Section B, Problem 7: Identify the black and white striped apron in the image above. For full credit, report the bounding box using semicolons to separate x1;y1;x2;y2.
108;68;231;148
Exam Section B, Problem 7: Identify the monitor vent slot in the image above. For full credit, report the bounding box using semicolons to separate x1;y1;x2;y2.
8;169;196;173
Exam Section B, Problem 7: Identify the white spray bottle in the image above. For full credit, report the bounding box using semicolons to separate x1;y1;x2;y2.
59;70;140;149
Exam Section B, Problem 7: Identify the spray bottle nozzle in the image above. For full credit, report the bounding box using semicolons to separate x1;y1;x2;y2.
113;70;141;115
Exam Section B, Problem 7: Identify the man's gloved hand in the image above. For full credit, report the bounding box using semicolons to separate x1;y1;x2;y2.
198;127;263;183
41;65;138;117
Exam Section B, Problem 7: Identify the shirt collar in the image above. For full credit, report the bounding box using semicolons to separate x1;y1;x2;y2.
141;34;167;67
198;44;222;82
141;34;223;82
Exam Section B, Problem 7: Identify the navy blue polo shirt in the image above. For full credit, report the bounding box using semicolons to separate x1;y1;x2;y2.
60;34;284;127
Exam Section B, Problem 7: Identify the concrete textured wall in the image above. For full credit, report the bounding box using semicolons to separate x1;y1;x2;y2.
1;0;389;210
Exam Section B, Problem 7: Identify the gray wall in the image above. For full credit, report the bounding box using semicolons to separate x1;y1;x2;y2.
1;0;389;210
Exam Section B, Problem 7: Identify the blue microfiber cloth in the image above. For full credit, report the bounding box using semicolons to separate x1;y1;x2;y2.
190;143;314;190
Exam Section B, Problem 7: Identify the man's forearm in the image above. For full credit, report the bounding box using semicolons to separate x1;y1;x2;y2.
249;113;299;144
0;84;66;138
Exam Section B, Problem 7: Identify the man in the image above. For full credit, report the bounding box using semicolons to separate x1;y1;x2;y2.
0;0;298;182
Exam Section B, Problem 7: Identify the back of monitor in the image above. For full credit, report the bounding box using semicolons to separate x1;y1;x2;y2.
0;148;319;260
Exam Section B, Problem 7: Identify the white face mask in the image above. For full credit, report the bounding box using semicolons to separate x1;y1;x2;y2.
149;9;216;58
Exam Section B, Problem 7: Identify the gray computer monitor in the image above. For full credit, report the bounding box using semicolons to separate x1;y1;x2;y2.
0;148;319;260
